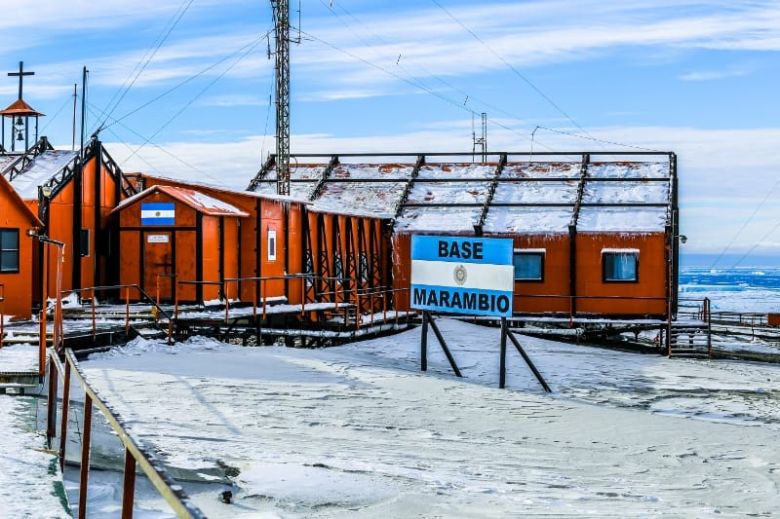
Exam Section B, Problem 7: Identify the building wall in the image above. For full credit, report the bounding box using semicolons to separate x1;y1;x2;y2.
575;232;667;317
392;231;669;318
0;200;36;318
512;234;571;314
38;146;122;302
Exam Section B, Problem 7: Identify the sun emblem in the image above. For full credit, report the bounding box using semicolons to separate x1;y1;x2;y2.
453;264;467;286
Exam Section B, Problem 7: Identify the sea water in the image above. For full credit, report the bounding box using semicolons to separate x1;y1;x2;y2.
679;267;780;313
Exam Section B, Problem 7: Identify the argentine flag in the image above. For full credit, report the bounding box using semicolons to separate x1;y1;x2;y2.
141;202;175;226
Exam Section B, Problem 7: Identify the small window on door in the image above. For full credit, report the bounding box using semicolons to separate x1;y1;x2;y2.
513;250;544;281
267;229;277;261
80;229;90;257
603;251;639;282
0;229;19;273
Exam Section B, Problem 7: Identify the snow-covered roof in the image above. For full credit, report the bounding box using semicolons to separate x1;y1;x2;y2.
113;185;249;217
6;150;78;200
247;155;674;234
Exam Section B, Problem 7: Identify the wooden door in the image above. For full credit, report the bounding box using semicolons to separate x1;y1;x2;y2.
143;232;174;301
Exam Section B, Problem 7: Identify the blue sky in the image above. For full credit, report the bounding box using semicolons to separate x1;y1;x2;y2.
1;0;779;263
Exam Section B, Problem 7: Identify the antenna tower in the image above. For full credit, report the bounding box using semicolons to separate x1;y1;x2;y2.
271;0;291;195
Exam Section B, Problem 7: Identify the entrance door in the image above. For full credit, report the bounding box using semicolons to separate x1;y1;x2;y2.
143;232;174;301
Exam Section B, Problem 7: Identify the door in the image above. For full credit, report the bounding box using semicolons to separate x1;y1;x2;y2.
143;232;174;302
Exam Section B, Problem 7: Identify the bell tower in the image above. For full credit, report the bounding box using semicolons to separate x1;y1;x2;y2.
0;61;44;153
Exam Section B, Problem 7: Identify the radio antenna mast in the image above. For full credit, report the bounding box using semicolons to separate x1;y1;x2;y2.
271;0;291;195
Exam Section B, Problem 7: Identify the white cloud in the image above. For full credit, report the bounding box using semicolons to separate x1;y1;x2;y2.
679;68;750;81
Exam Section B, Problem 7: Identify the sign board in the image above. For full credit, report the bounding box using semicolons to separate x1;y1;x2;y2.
141;202;175;226
411;235;514;317
147;234;170;244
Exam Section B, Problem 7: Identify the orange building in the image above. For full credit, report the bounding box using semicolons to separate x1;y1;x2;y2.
113;185;248;303
247;152;678;320
129;174;391;308
0;173;42;318
2;137;132;307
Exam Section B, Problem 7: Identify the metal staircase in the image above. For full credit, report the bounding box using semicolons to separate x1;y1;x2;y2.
667;298;712;358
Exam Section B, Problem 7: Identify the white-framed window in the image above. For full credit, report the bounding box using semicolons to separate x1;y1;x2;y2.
0;229;19;273
267;229;277;261
602;248;639;282
513;248;545;281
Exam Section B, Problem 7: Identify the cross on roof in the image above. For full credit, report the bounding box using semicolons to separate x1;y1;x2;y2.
7;61;34;100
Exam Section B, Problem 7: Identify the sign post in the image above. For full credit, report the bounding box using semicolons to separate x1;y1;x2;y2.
410;235;551;392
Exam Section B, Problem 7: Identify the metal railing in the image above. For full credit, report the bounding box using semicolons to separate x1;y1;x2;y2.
62;284;175;344
352;286;416;330
46;349;206;518
174;274;356;323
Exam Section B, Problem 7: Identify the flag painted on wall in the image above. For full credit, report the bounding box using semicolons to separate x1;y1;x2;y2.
411;235;514;318
141;202;175;226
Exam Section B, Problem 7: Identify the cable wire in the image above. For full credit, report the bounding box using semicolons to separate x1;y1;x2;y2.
121;37;264;167
730;219;780;269
299;28;552;149
104;30;273;132
92;0;196;134
709;177;780;270
428;0;600;143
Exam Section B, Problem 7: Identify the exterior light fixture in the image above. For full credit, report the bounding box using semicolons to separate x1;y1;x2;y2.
41;185;53;198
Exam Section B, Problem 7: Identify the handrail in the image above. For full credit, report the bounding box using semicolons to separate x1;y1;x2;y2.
62;284;175;343
47;349;206;518
175;274;356;323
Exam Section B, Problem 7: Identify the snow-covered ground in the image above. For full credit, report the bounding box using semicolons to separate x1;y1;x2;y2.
0;344;39;372
74;318;780;517
0;394;69;518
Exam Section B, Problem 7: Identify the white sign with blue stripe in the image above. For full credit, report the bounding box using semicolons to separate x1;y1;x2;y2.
141;202;175;226
411;235;514;317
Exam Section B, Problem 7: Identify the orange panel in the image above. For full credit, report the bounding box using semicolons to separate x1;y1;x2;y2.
200;216;220;301
119;231;140;290
174;231;197;303
575;233;667;316
0;221;36;318
513;234;571;314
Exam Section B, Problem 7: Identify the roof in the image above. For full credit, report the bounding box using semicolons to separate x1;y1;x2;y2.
0;99;44;117
112;185;249;217
6;150;78;199
0;174;43;227
247;153;675;235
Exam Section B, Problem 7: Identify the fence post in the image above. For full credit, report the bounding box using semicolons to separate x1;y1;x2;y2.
46;360;58;448
91;289;97;341
262;279;268;320
355;291;361;331
300;277;306;317
224;282;230;324
59;361;71;472
124;287;130;336
121;448;137;519
78;394;93;519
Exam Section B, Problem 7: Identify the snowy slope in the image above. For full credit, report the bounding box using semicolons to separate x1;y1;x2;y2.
77;321;780;517
0;395;69;518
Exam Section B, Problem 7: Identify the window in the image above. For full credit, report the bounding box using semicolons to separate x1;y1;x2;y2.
267;229;277;261
0;229;19;273
603;251;638;282
513;250;544;281
80;229;90;257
